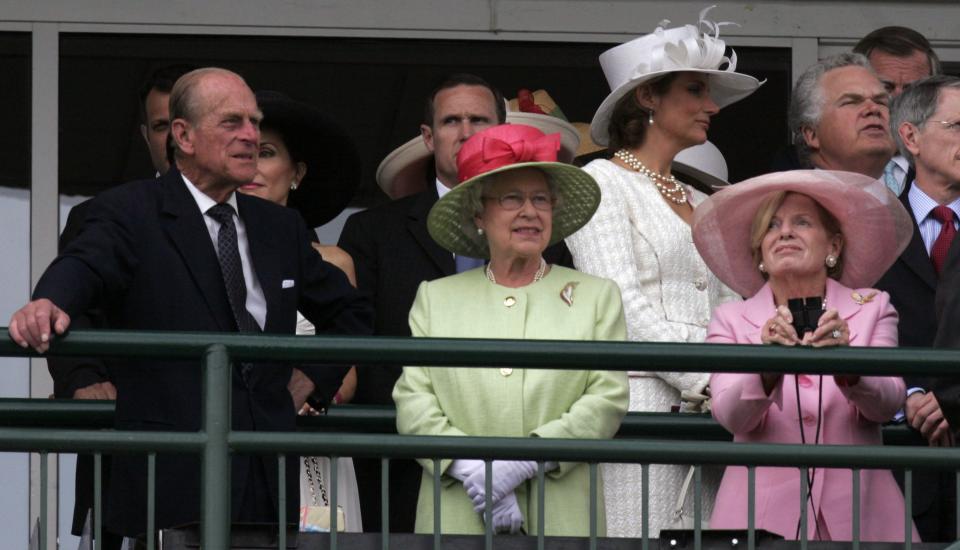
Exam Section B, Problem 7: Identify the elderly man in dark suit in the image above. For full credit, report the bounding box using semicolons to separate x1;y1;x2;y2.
876;75;960;541
338;73;574;533
49;63;197;549
9;67;371;538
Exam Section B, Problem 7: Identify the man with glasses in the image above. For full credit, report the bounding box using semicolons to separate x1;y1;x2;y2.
877;75;960;542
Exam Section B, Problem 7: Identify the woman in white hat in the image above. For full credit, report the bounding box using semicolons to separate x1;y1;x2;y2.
564;7;762;537
393;123;628;536
693;169;918;541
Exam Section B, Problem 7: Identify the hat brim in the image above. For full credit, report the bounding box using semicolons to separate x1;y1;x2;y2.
376;112;581;199
257;91;360;228
691;170;913;297
427;162;601;259
590;69;762;146
672;160;729;194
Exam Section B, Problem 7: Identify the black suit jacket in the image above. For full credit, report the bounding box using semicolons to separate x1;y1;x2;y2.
47;198;118;536
875;178;939;387
932;208;960;425
876;177;960;535
33;168;371;536
49;199;113;399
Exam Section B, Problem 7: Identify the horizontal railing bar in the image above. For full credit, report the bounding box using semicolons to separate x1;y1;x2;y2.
0;401;926;445
3;329;960;376
0;428;206;452
229;432;960;470
0;398;115;428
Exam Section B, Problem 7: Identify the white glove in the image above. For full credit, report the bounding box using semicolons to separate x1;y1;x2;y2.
465;460;538;512
448;459;485;482
488;491;524;534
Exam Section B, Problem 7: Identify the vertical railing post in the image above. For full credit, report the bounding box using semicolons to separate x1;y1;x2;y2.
202;344;231;549
40;452;48;550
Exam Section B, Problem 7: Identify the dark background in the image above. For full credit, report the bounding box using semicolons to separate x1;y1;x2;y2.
52;33;792;207
1;33;31;191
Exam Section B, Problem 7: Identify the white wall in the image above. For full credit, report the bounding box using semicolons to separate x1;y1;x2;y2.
0;187;33;547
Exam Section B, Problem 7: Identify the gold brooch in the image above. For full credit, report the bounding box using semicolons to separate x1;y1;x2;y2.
560;282;579;307
851;290;878;305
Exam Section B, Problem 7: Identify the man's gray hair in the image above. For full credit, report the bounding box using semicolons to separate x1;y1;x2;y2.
169;68;247;159
789;53;876;166
891;75;960;164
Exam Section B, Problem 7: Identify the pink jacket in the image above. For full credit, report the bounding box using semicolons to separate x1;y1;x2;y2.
707;279;918;542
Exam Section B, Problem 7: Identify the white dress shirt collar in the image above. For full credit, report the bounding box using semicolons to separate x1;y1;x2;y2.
181;174;267;330
436;178;454;200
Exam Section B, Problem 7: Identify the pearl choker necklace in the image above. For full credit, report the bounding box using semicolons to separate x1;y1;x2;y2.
614;149;688;205
486;258;547;285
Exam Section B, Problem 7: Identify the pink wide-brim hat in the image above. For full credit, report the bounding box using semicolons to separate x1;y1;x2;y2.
692;170;914;298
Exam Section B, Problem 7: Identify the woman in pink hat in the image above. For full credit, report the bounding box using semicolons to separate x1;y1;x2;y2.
393;123;628;536
565;6;762;537
692;169;919;541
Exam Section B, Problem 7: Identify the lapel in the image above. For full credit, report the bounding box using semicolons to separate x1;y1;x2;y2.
237;194;287;332
407;188;455;275
159;169;234;332
740;284;776;344
896;178;938;290
825;278;863;342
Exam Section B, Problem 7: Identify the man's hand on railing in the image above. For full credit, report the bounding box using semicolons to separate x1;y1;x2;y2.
74;381;117;400
465;460;538;511
8;298;71;354
906;391;954;447
287;368;316;412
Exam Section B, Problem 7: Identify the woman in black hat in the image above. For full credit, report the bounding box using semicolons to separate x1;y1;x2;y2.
239;90;363;532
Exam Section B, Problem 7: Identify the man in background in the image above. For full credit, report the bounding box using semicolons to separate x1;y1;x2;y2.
788;52;894;178
854;26;941;194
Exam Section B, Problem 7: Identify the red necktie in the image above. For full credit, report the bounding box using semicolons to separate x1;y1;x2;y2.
931;205;956;276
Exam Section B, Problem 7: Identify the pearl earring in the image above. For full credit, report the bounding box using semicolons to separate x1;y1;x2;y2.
477;227;484;236
825;255;838;268
290;180;299;191
648;110;654;126
758;262;766;273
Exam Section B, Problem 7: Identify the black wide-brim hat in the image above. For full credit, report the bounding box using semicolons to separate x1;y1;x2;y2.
255;90;361;228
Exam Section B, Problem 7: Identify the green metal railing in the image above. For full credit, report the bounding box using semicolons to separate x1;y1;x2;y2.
3;329;960;549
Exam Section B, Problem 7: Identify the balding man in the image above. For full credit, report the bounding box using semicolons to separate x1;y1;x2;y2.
9;68;370;538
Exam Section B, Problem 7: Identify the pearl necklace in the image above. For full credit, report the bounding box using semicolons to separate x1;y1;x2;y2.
486;257;547;285
614;149;688;205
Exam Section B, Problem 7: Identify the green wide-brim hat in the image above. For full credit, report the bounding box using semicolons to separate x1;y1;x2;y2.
426;124;601;259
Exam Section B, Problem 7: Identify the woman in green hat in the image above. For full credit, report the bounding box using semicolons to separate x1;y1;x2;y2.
393;123;629;536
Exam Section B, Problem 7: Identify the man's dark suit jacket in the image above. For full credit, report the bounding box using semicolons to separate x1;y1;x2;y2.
875;175;958;541
48;198;118;538
932;211;960;431
337;185;573;532
33;168;371;537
